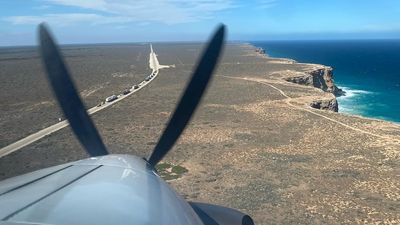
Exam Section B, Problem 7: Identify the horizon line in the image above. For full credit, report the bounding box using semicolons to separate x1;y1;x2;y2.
1;38;400;48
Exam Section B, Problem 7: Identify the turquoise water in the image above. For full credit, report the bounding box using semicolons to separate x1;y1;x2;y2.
252;40;400;123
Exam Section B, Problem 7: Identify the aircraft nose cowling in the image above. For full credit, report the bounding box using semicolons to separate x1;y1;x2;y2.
0;155;203;225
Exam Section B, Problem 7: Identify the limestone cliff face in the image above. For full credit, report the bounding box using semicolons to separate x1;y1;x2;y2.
310;98;339;112
284;67;345;97
278;65;344;112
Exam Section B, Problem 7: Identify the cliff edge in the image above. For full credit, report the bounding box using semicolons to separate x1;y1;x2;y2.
266;63;343;112
283;65;345;112
251;47;344;113
284;66;345;97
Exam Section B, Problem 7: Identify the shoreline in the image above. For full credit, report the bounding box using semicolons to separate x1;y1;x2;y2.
246;42;400;127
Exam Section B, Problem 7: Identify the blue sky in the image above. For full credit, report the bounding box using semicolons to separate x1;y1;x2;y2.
1;0;400;46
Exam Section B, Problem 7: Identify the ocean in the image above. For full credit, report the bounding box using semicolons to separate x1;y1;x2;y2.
252;40;400;123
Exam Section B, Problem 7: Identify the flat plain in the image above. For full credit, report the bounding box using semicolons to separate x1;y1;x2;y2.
0;43;399;224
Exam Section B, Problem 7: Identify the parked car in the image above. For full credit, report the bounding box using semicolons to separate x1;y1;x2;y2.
133;85;139;90
123;90;131;95
105;95;118;102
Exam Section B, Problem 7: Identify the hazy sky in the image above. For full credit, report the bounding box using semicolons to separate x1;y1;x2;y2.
1;0;400;46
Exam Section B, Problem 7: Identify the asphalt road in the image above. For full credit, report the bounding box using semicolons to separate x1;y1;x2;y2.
0;45;162;158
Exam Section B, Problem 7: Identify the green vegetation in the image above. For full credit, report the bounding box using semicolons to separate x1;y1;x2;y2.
155;163;188;181
171;165;188;174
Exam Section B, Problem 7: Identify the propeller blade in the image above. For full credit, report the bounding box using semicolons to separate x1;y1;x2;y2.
38;23;108;157
148;24;226;166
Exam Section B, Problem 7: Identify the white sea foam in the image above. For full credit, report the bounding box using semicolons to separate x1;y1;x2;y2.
337;86;374;114
339;86;373;99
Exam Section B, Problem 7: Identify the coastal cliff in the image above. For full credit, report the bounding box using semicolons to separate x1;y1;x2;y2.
252;47;344;113
284;66;344;97
280;65;344;112
310;98;338;112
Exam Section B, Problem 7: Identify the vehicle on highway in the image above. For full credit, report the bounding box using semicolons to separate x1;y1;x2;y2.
105;95;118;102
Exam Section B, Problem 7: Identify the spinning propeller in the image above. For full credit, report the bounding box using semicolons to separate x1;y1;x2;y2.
38;23;225;167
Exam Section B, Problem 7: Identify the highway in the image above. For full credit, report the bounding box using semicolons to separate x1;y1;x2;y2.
0;45;164;158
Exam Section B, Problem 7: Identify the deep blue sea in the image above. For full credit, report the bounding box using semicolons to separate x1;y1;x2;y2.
252;40;400;123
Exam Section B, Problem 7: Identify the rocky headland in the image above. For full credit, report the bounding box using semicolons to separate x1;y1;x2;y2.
268;55;345;113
